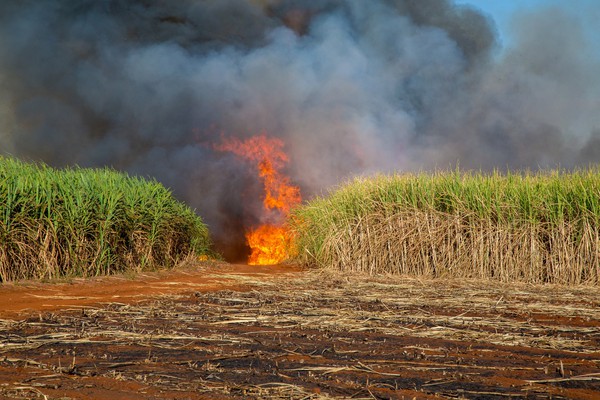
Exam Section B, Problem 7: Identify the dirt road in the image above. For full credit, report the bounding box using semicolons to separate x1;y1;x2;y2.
1;262;599;399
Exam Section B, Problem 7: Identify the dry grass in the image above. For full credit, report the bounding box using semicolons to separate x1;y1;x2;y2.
316;209;599;284
0;157;212;282
1;268;599;398
292;170;600;284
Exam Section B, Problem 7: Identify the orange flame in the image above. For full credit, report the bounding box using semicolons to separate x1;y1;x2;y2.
216;133;301;265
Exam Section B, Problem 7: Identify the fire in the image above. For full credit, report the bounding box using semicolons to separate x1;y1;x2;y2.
215;133;301;265
246;225;292;265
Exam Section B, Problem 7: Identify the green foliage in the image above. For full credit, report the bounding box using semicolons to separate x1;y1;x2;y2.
0;157;212;281
291;169;600;284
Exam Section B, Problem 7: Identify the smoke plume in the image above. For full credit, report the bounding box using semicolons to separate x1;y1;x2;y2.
0;0;599;260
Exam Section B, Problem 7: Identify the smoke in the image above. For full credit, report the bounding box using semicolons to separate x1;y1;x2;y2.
0;0;599;260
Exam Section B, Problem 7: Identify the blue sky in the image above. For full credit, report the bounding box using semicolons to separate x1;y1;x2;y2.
454;0;600;53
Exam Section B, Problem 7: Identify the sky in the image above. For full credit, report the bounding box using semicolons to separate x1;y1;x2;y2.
455;0;600;54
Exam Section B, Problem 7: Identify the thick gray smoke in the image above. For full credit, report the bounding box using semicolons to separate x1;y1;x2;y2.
0;0;599;260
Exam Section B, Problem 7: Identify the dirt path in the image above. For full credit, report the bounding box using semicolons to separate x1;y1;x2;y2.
1;263;600;399
0;262;301;318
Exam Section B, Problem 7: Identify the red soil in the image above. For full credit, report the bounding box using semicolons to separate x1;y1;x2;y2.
1;262;599;399
0;262;300;318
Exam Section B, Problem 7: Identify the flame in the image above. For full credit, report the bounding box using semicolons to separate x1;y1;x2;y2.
216;133;301;265
246;224;292;265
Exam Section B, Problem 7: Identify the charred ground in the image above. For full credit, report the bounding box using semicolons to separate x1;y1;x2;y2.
1;263;599;399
